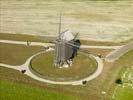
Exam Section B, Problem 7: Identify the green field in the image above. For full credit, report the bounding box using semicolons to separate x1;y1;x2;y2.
31;51;97;81
0;80;78;100
111;66;133;100
113;86;133;100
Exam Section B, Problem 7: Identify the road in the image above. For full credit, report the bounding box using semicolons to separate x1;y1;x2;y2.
106;42;133;62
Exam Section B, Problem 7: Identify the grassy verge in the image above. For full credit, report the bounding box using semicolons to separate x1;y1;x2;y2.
31;51;97;81
0;43;43;65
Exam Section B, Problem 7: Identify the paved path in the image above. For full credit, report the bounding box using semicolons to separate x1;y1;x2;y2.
0;39;54;47
0;39;121;49
0;48;103;85
80;45;121;49
106;42;133;62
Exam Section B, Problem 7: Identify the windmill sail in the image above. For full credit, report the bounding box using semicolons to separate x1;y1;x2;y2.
58;13;62;39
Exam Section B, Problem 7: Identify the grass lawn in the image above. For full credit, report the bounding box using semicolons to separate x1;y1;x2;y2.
0;80;77;100
0;43;43;65
31;51;97;81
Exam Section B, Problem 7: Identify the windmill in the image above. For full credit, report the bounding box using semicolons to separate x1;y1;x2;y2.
38;13;81;68
54;13;80;67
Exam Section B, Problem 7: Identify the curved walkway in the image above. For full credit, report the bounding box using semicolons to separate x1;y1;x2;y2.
0;48;103;85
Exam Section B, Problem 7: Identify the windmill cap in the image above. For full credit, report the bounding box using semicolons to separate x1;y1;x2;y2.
60;30;74;41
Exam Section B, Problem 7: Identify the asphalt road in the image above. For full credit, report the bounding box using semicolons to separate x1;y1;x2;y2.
106;42;133;62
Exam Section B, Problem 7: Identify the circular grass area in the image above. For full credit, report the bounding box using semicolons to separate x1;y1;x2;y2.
31;51;97;81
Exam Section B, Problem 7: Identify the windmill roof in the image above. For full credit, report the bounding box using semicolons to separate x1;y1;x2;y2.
60;30;74;41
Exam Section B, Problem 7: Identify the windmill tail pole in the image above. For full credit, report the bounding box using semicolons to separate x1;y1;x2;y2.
58;12;62;39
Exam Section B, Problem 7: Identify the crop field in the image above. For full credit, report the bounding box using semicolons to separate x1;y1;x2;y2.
0;0;133;42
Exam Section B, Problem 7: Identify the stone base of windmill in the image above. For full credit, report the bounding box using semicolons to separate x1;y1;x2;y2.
59;60;73;68
61;64;69;68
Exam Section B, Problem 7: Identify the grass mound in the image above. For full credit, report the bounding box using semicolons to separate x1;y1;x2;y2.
31;51;97;81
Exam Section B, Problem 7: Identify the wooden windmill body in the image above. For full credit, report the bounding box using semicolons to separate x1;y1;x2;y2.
54;14;79;67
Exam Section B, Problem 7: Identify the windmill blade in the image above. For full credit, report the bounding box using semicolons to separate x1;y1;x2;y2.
58;29;69;39
65;42;90;54
73;32;79;40
66;41;81;48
